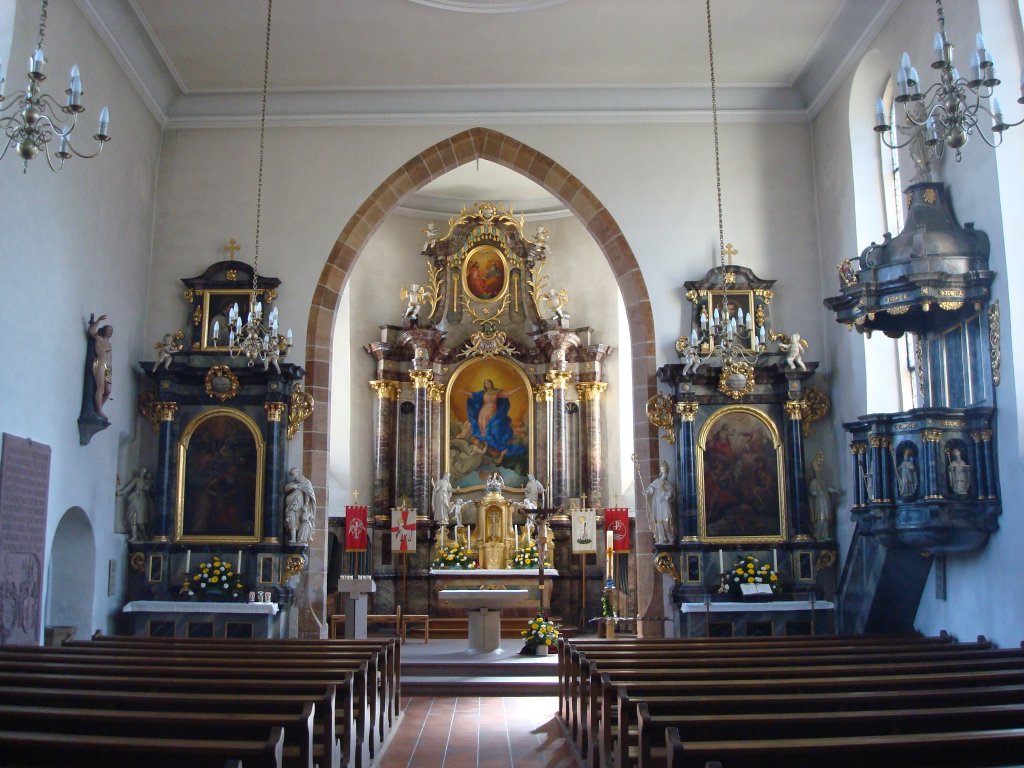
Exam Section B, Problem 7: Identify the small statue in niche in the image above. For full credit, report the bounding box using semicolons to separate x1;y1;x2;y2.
401;283;427;322
541;288;571;325
153;332;183;371
896;448;919;499
860;453;876;501
431;473;453;524
644;460;677;546
947;448;972;496
284;467;316;544
86;313;114;419
808;453;840;542
524;473;545;509
117;467;153;542
777;332;808;371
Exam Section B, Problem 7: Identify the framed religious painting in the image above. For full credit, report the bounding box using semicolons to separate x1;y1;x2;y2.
704;290;757;352
461;245;508;303
697;405;786;544
201;289;256;350
175;408;264;543
445;356;532;492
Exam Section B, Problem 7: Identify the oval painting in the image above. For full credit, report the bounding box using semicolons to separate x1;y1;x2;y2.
462;245;508;302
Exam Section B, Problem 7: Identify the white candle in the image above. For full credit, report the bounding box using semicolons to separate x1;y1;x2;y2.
185;549;191;573
237;550;243;575
467;524;472;547
606;529;614;552
773;549;778;571
514;524;519;544
718;549;724;571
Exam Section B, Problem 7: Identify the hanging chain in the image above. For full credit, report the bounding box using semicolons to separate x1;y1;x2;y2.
253;0;272;290
37;0;49;51
935;0;945;41
705;0;726;267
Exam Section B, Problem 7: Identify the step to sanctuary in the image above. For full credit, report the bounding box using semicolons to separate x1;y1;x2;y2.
400;638;558;697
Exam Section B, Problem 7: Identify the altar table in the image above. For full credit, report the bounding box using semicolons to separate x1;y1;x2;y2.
679;600;835;638
122;600;281;639
438;589;530;653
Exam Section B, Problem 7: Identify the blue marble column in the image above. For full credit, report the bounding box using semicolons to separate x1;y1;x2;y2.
783;400;810;538
263;401;286;542
151;402;178;541
675;401;699;540
850;442;866;508
922;430;944;500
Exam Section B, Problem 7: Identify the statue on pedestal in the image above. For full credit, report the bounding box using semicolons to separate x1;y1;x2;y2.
117;468;153;542
644;461;677;546
431;473;453;524
284;467;316;544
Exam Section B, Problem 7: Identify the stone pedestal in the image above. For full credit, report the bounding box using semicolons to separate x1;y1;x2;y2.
438;588;530;653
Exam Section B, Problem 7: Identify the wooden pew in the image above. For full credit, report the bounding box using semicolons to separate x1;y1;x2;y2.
0;727;285;768
665;725;1024;768
0;703;314;768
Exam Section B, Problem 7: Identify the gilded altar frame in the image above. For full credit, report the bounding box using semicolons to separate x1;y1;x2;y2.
697;404;787;544
175;407;265;544
445;356;533;493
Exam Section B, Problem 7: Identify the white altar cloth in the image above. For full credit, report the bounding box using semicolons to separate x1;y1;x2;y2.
680;600;834;613
123;600;279;615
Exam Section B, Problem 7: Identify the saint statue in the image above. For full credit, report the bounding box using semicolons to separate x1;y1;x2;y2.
645;461;677;546
431;473;453;524
947;448;971;496
808;455;839;542
524;474;545;509
284;467;316;544
117;468;153;542
896;449;919;499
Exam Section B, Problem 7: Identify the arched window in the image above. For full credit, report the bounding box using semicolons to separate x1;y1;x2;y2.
879;79;905;236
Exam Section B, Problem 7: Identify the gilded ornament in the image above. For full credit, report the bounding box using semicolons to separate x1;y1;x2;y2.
286;382;313;438
261;288;278;304
183;288;194;303
129;552;146;572
685;289;699;304
576;382;608;402
646;393;676;446
718;361;755;400
264;402;286;422
369;380;401;401
191;304;203;327
410;369;434;389
905;192;913;210
922;429;943;443
154;401;179;422
923;187;938;204
224;238;242;260
427;382;444;402
654;552;682;581
460;324;515;358
138;388;160;432
225;269;238;281
867;436;890;448
989;300;1000;387
526;263;549;320
533;383;553;402
723;270;737;285
886;306;911;315
204;365;239;401
783;400;805;420
546;370;572;390
281;553;307;583
675;401;698;421
938;289;964;297
937;300;963;311
814;549;837;571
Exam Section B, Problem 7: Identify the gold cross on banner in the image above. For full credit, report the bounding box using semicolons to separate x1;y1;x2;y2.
224;239;242;260
722;242;738;264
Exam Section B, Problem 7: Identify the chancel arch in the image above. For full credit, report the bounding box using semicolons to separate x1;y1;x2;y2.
303;128;661;637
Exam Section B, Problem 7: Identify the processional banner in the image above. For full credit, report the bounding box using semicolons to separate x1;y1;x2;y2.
345;506;368;552
571;508;597;554
390;507;417;553
603;507;631;551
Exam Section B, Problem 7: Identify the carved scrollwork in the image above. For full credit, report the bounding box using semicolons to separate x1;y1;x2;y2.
204;365;239;401
718;361;755;400
646;394;676;445
801;386;831;438
654;552;682;581
989;300;1000;387
287;384;315;440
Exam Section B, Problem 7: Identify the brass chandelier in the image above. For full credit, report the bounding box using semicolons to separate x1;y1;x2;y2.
0;0;111;172
874;0;1023;162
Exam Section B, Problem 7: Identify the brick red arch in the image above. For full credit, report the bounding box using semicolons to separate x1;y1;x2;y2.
303;127;662;635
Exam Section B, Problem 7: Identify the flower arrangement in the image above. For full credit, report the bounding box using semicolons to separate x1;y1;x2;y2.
180;556;245;600
727;554;779;597
510;543;551;570
430;543;476;570
520;611;559;653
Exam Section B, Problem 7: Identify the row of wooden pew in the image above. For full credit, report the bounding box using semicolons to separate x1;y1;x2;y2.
558;632;1024;768
0;632;401;768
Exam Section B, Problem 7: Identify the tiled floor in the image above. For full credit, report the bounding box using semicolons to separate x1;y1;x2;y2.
376;696;582;768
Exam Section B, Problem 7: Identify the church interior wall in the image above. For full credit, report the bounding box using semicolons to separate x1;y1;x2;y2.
0;0;162;639
810;0;1024;645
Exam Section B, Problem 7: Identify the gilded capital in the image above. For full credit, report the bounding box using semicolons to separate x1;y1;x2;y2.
369;379;401;401
922;429;943;443
849;441;867;455
783;400;805;420
533;383;553;403
546;370;573;390
409;370;434;389
427;382;444;402
868;435;891;448
576;381;607;402
264;402;286;422
971;430;992;443
154;402;179;422
675;401;699;421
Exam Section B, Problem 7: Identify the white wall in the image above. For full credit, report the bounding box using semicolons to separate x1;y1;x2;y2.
811;0;1024;644
0;0;162;637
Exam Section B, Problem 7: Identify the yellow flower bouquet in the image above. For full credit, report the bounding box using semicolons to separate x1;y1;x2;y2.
519;611;559;654
727;554;779;597
180;556;245;600
430;543;476;569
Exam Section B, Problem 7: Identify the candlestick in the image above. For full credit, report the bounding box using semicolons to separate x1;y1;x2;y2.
237;550;243;575
718;549;724;571
773;549;778;571
185;549;191;573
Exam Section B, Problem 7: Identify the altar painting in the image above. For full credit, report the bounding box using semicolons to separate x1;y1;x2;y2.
201;289;256;350
462;245;508;302
176;408;264;543
446;357;531;491
697;406;785;543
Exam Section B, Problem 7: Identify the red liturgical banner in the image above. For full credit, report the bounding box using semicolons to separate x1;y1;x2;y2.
604;507;630;551
345;506;368;552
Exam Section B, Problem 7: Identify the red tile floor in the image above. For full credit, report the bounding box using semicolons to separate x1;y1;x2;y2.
376;696;582;768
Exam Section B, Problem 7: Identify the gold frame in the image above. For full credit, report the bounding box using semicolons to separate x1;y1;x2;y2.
200;288;257;350
147;554;163;583
444;355;533;493
706;289;757;352
696;405;787;545
174;407;265;544
461;244;509;304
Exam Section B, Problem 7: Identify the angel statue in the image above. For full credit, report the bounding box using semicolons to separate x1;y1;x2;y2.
401;283;428;322
677;339;701;376
422;222;440;253
284;467;316;544
777;332;809;371
529;225;550;259
153;332;183;371
541;288;571;325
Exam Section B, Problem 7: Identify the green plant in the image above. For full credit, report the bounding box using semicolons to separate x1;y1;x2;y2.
180;555;244;599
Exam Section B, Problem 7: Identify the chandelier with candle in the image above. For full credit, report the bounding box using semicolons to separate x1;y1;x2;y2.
874;0;1023;163
228;0;291;368
0;0;111;172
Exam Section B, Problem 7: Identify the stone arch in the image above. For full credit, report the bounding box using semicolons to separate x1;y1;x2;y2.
46;507;96;642
303;127;661;633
